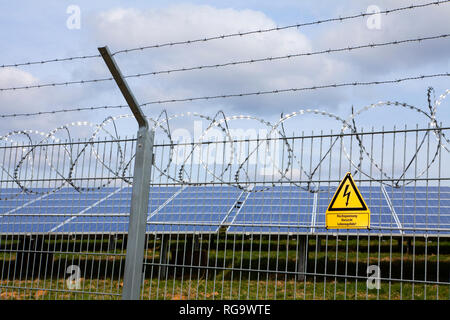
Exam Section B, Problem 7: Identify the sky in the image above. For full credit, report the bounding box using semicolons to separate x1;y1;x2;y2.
0;0;449;142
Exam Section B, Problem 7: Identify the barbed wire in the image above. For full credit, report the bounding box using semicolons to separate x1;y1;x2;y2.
122;34;450;77
0;54;100;69
138;73;450;105
0;88;448;199
111;1;450;55
0;72;448;118
1;0;448;69
0;104;128;119
0;76;113;92
2;34;448;92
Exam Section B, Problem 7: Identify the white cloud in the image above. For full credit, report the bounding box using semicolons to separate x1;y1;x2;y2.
92;4;350;115
0;67;37;88
315;0;450;75
0;68;46;116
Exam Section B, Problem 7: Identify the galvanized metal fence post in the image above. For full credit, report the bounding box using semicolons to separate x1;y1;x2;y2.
98;46;154;300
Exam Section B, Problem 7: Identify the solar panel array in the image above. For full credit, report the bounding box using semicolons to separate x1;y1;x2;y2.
0;185;449;236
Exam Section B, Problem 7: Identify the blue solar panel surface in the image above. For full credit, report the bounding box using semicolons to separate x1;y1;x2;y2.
147;186;242;233
227;186;315;234
0;185;449;235
384;186;450;235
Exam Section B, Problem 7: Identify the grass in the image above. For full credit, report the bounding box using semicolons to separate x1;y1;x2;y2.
0;278;448;300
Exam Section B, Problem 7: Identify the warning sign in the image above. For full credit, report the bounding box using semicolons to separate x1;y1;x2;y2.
326;172;370;229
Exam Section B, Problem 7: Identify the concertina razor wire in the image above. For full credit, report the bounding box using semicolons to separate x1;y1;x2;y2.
0;88;448;201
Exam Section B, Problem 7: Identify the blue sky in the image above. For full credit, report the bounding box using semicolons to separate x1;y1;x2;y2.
0;0;449;140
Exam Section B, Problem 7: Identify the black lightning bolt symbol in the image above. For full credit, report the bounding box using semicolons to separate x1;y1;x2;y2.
343;185;351;206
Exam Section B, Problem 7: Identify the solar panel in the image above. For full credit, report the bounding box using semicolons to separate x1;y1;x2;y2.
0;187;181;234
147;185;242;233
0;185;449;236
384;186;450;235
54;187;182;234
0;189;113;234
227;186;315;234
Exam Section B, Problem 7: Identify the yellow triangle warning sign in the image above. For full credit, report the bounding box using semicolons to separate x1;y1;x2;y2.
326;172;370;229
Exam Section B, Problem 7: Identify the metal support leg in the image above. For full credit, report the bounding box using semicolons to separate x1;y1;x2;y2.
406;238;412;254
160;235;169;279
193;234;200;252
108;234;117;252
296;235;307;281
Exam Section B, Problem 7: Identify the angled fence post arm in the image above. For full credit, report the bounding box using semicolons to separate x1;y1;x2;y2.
98;46;148;129
98;46;153;300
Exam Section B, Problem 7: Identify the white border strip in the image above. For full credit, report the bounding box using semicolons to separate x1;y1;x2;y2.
226;190;252;227
220;190;245;226
381;185;404;235
225;186;253;228
147;185;187;221
49;186;126;233
0;192;53;219
310;192;318;233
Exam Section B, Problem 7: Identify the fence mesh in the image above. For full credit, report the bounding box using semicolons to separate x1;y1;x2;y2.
0;126;449;300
